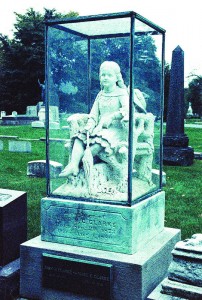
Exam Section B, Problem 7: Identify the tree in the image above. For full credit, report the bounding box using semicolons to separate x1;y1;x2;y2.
0;8;78;114
186;75;202;117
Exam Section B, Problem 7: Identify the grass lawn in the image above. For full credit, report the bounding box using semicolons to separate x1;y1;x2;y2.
0;124;201;240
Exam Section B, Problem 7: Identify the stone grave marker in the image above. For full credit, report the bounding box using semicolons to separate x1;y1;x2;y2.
163;46;194;166
0;111;6;118
27;160;63;178
26;105;37;116
12;111;17;117
9;140;32;153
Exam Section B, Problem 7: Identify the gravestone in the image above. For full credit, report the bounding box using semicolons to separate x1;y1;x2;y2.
27;160;63;178
32;105;59;128
9;140;32;153
0;111;6;118
12;111;17;117
0;188;27;298
26;105;38;116
163;46;194;166
186;102;193;118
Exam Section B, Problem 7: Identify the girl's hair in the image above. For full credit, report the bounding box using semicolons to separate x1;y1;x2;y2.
99;61;127;89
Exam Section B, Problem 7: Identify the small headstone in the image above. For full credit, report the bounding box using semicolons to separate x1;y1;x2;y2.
12;111;17;117
0;140;3;151
26;105;37;116
9;140;32;153
152;169;166;186
38;106;46;122
27;160;63;178
49;122;60;130
49;106;59;122
0;111;6;118
31;120;45;128
186;102;193;118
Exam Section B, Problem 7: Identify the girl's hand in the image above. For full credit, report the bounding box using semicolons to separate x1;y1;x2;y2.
84;119;95;134
100;115;112;128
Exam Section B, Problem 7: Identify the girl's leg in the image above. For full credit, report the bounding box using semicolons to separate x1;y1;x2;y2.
59;139;84;177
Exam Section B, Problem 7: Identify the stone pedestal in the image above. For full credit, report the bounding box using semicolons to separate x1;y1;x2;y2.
41;192;165;254
20;192;181;299
20;228;180;300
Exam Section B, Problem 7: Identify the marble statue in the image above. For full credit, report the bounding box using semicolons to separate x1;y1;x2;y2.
57;61;155;200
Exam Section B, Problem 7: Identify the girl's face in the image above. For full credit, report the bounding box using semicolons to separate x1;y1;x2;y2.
100;67;117;90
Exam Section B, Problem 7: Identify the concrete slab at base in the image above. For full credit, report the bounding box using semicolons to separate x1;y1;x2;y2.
41;191;165;254
20;228;180;300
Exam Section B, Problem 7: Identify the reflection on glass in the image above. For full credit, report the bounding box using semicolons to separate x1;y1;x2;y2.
56;61;129;201
46;13;164;205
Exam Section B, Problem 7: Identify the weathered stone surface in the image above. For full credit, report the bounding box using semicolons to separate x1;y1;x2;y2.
41;191;165;254
9;140;32;153
0;188;27;266
159;234;202;299
27;160;63;178
168;234;202;287
161;278;202;299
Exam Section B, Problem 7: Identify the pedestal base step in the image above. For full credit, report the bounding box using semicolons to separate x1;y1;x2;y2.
20;228;180;300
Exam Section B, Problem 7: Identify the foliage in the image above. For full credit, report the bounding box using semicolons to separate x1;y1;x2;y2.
0;8;78;114
186;75;202;117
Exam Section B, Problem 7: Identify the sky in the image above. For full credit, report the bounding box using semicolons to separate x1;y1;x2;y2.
0;0;201;87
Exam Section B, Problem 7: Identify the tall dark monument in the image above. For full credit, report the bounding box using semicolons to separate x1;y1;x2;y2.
163;46;194;166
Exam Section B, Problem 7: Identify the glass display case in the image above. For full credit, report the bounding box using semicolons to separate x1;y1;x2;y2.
45;11;165;206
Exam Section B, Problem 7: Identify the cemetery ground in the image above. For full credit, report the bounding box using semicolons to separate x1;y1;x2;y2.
0;123;201;241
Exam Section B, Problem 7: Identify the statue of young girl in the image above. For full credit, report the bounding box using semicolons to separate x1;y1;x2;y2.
59;61;129;178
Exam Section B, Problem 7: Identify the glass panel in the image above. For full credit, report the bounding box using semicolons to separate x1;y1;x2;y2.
61;17;131;37
46;14;164;205
47;23;131;204
132;19;163;202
